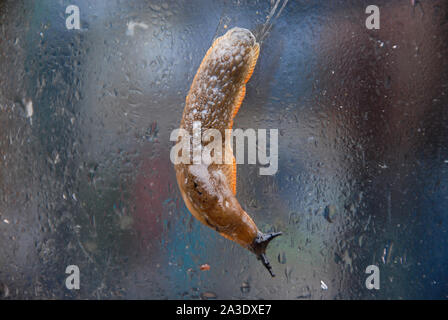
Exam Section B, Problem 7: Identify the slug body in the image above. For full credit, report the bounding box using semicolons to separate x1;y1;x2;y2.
174;28;281;276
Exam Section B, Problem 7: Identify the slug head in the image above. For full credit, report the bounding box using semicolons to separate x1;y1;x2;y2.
250;231;282;277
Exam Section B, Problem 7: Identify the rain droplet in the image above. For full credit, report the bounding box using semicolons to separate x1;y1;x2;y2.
240;281;250;293
320;280;328;290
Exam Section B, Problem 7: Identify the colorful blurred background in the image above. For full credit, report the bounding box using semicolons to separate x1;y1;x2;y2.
0;0;447;299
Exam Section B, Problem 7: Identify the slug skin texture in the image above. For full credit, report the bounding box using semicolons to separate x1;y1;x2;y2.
174;28;281;276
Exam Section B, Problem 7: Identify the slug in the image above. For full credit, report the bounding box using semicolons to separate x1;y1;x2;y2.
174;27;281;276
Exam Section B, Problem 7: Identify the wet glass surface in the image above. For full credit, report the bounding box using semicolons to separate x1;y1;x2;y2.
0;0;448;299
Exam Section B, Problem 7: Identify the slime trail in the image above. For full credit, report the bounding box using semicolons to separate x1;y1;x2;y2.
258;0;289;43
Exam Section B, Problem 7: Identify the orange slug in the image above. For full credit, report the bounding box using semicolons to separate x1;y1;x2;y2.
174;27;281;276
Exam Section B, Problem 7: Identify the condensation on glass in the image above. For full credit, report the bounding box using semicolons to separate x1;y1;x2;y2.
0;0;447;299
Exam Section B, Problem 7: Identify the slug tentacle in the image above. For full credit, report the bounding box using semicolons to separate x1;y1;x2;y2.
174;27;281;277
250;232;283;277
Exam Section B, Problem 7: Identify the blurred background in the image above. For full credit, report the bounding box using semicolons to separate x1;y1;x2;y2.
0;0;447;299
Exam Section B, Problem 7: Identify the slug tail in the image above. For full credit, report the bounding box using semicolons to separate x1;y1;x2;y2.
250;231;282;277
